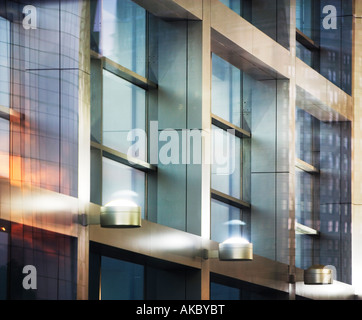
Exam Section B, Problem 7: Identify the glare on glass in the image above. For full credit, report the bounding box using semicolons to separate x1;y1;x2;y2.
211;199;243;244
102;157;145;219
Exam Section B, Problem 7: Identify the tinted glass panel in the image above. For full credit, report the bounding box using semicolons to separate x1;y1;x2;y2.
102;0;146;77
211;199;247;243
211;126;241;199
212;54;242;128
102;157;145;218
101;256;144;300
103;70;146;161
0;17;10;108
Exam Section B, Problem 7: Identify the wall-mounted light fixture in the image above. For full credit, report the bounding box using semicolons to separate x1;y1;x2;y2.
218;237;253;261
204;237;253;261
100;199;141;228
304;265;333;285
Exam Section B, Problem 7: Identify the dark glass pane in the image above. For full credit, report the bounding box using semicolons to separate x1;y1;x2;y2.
101;256;144;300
210;281;240;300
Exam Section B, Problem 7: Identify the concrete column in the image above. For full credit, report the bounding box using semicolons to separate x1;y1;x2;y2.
77;0;91;300
200;0;212;300
288;0;297;300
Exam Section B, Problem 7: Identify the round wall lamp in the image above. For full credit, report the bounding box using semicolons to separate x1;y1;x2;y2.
304;265;333;285
100;199;141;228
218;237;253;261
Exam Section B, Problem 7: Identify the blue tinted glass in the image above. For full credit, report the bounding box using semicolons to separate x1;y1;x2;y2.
296;0;313;38
296;42;313;67
103;70;146;161
210;281;240;300
211;199;244;243
212;54;242;128
211;125;241;199
102;157;145;218
101;256;144;300
102;0;146;76
0;118;9;179
0;17;10;108
219;0;241;15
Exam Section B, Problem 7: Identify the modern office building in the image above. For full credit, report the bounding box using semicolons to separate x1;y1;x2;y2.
0;0;361;300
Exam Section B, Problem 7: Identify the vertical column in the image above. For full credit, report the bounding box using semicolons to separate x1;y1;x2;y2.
77;0;91;300
288;0;297;300
352;0;362;297
201;0;212;300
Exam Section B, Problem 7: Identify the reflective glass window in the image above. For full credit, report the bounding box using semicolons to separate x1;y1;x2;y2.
211;125;241;199
102;157;145;218
296;0;313;39
219;0;241;15
210;281;240;300
0;118;9;179
295;168;313;227
296;41;313;68
211;199;245;243
101;0;146;77
212;53;242;128
0;17;10;108
101;256;144;300
103;69;146;161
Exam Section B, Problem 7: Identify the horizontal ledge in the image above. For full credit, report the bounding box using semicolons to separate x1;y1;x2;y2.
91;141;157;173
91;50;157;90
296;29;320;51
295;158;319;174
211;114;251;138
296;222;319;236
211;189;251;209
0;105;23;123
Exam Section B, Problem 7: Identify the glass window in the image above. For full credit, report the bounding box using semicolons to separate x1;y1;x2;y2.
0;223;9;300
219;0;241;15
295;108;314;165
212;53;242;128
100;256;144;300
296;42;313;68
0;17;10;108
211;125;241;199
210;281;240;300
102;157;145;218
211;199;245;243
101;0;146;77
295;168;313;227
296;0;313;39
0;118;9;179
103;69;146;161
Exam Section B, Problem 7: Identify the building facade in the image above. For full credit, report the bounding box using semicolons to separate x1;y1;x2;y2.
0;0;361;300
